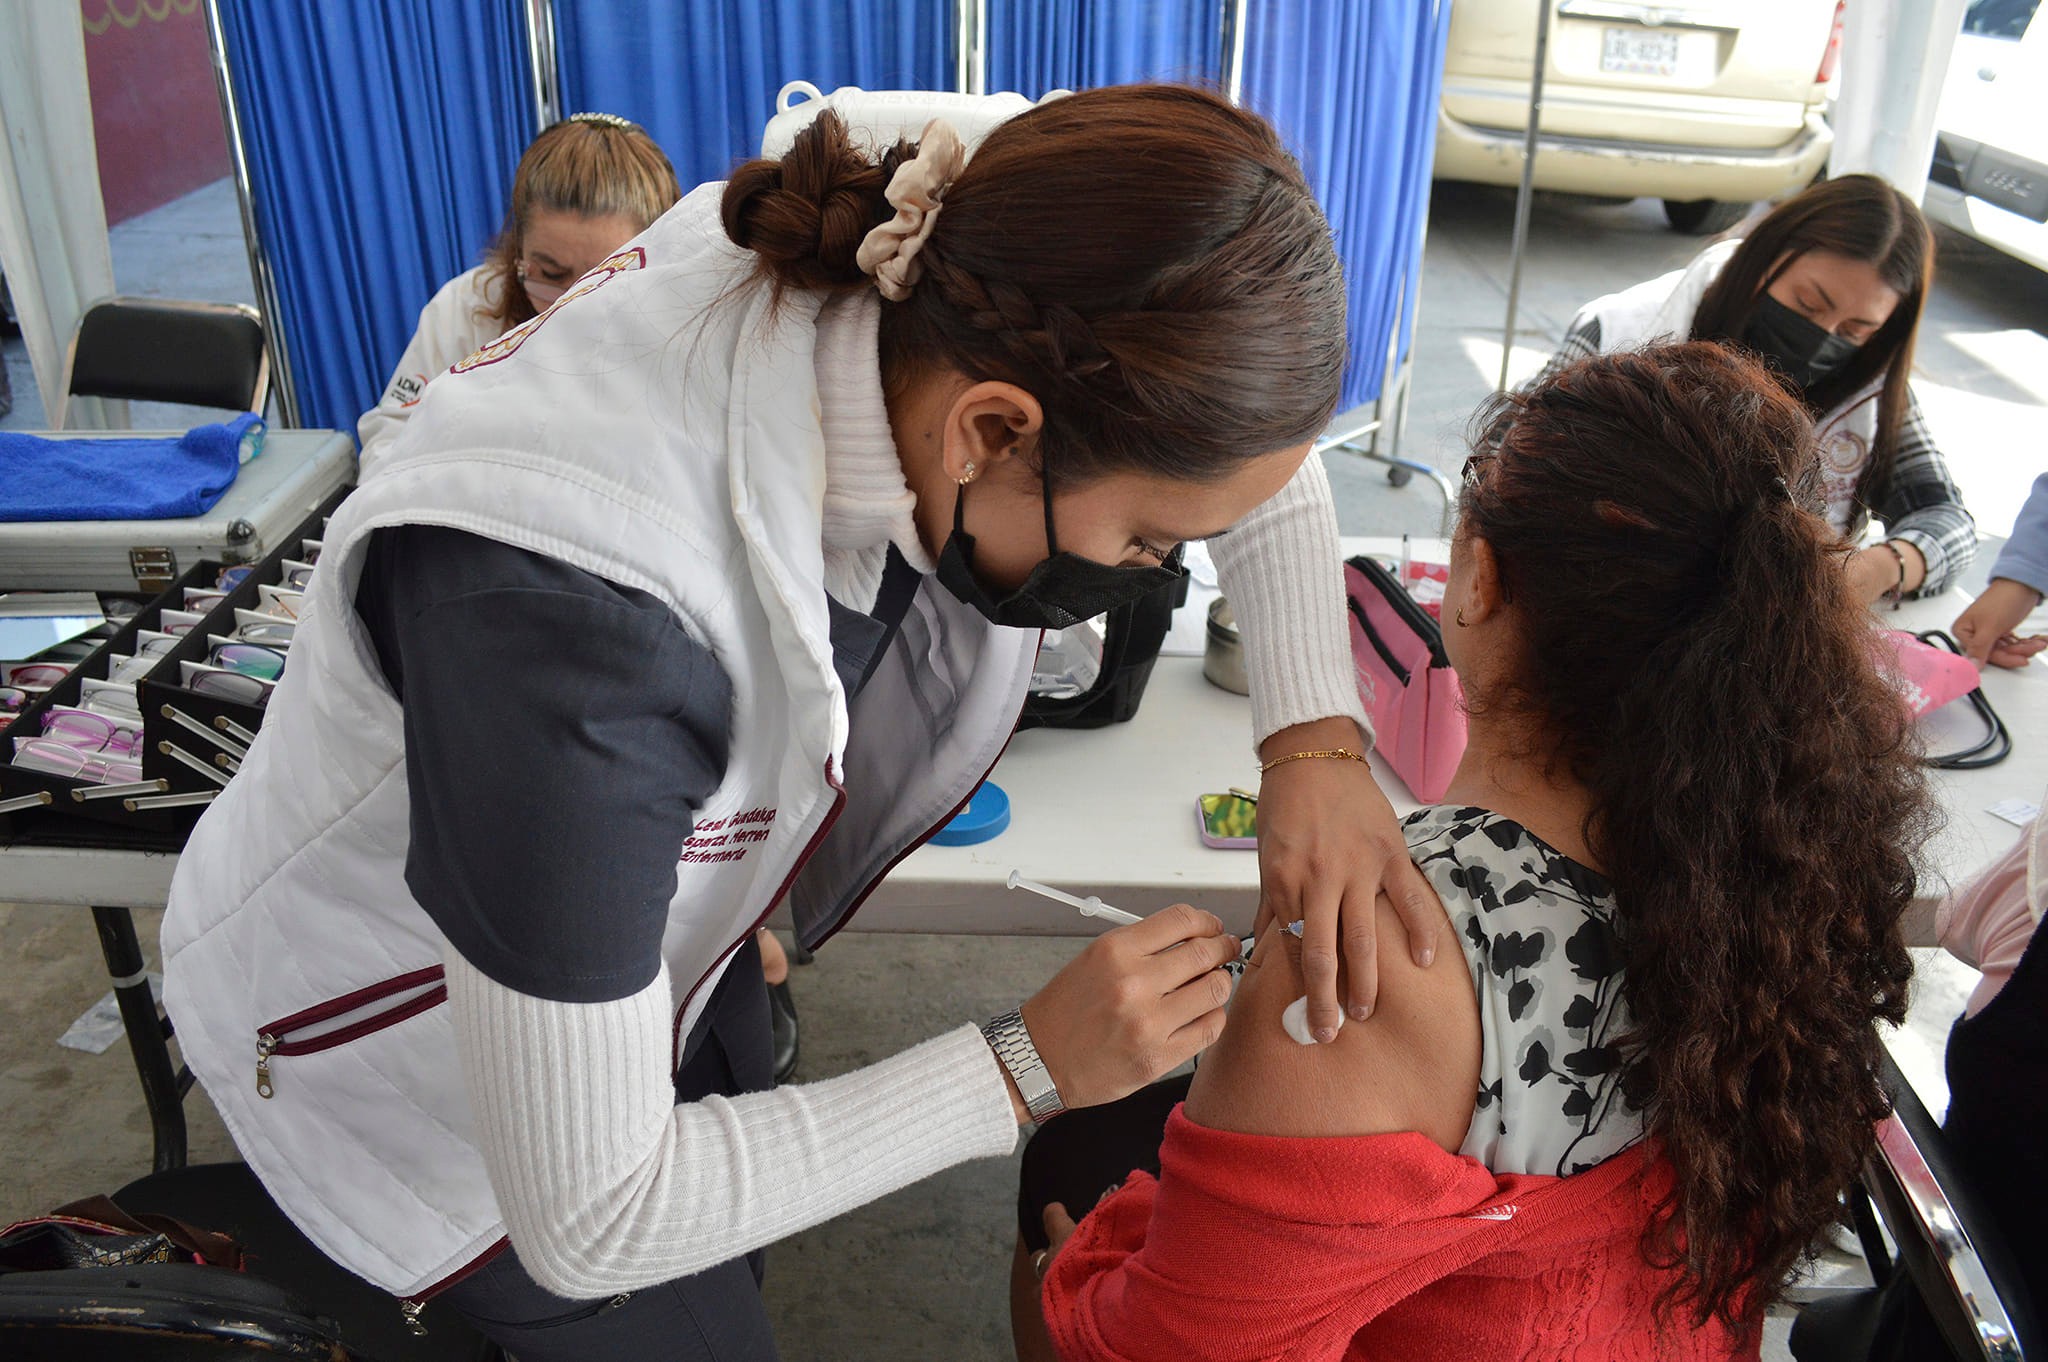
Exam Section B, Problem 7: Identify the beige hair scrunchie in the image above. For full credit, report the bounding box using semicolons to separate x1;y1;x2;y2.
854;120;967;301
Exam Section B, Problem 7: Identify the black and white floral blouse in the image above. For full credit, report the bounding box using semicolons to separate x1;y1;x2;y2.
1404;805;1643;1178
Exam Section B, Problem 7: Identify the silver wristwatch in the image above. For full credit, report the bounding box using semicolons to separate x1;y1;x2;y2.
979;1008;1065;1124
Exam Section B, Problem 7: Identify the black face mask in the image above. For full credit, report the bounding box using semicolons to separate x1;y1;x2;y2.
935;474;1186;630
1742;295;1862;391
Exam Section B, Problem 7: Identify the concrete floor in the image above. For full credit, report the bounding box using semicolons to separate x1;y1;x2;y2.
4;174;2044;1359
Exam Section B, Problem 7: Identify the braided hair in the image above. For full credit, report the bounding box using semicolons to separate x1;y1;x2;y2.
721;85;1347;487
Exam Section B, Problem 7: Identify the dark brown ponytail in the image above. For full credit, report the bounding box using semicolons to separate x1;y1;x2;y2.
721;85;1348;488
1461;343;1931;1333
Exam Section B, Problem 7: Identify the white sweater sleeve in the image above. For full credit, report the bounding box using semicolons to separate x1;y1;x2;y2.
444;949;1020;1299
1208;450;1372;750
356;268;500;478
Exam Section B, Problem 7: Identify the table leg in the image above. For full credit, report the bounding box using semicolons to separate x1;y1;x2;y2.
89;905;187;1173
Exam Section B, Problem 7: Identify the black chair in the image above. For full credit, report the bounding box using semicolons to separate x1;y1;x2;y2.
55;297;270;429
1792;1051;2040;1361
0;1164;500;1362
0;1262;345;1360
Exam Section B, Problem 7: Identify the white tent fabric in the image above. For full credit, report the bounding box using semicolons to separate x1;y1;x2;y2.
1827;0;1970;202
0;4;121;428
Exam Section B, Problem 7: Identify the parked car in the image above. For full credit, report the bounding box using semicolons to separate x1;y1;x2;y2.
1433;0;1843;234
1924;0;2047;273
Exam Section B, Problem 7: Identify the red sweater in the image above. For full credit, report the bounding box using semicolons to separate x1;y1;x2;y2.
1041;1107;1755;1362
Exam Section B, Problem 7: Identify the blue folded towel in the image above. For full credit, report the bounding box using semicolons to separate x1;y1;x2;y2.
0;414;266;522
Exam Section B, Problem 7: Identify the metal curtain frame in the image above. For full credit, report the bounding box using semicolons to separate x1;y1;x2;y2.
201;0;302;428
1498;0;1553;392
954;0;988;94
1219;0;1250;104
524;0;565;132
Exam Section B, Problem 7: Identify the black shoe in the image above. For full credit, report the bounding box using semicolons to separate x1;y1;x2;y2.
768;980;800;1084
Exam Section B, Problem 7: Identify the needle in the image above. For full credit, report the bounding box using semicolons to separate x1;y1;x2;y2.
1005;870;1144;925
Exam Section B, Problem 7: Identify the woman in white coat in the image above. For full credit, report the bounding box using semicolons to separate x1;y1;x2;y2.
162;86;1435;1359
355;112;682;475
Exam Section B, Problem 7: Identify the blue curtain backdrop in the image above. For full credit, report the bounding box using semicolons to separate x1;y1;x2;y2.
553;0;950;192
216;0;1444;430
1243;0;1450;409
985;0;1448;411
216;1;532;432
987;0;1218;97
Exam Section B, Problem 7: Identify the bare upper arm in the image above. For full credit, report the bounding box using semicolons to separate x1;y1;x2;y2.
1184;894;1481;1151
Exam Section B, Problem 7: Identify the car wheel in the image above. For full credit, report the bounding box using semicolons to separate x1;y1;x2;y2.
1662;198;1751;236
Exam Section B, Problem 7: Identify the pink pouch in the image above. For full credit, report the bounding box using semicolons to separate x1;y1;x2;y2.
1877;628;2012;770
1345;557;1467;801
1878;629;1981;716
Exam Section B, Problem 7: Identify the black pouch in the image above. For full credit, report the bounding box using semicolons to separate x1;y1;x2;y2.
0;1195;245;1276
1019;573;1190;731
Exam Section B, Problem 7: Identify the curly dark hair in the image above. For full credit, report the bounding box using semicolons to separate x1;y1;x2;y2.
1460;342;1930;1334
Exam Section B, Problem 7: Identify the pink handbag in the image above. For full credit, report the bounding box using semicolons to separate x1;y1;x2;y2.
1344;557;1467;801
1877;629;2010;769
1879;629;1980;716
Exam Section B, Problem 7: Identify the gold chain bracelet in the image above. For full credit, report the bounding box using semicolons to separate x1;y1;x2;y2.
1257;747;1370;775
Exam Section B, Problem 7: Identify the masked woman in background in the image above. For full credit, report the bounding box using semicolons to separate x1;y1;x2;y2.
1518;174;1972;606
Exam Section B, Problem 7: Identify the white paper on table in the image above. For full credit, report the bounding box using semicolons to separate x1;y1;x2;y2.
1986;798;2040;828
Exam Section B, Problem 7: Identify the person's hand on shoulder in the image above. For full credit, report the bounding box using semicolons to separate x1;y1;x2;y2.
1955;578;2048;669
1253;717;1440;1044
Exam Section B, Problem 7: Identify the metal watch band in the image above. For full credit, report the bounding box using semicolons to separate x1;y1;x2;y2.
979;1007;1065;1124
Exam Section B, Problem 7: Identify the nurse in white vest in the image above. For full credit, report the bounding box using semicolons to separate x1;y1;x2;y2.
161;85;1437;1359
1528;174;1974;604
355;112;683;477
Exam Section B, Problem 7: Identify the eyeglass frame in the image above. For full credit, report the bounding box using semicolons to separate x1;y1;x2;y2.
207;641;286;681
41;706;143;756
12;735;144;785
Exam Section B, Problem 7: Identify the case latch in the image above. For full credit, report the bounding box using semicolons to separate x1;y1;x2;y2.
128;546;177;590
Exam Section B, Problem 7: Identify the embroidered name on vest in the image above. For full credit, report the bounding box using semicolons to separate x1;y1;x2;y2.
680;806;778;864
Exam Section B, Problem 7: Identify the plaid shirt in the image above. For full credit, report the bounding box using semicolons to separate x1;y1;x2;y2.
1520;315;1977;597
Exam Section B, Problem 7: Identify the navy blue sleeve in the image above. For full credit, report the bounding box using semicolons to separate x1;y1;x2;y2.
355;525;733;1003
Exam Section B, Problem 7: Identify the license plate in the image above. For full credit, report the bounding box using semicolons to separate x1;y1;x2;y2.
1601;26;1684;77
1965;148;2048;225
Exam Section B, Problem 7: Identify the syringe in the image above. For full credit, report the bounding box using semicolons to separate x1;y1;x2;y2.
1005;870;1143;925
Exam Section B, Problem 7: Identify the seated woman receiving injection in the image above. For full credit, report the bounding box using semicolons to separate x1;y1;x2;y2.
1015;344;1933;1361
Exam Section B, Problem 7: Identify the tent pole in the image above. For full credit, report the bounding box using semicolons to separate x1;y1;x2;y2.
1498;0;1552;392
201;0;300;428
523;0;563;134
1219;0;1250;105
953;0;986;95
